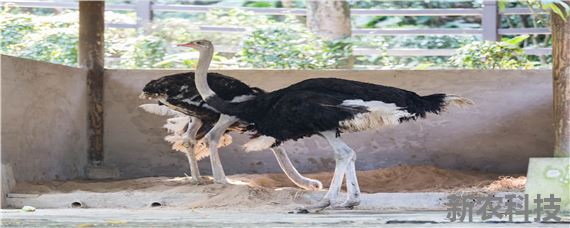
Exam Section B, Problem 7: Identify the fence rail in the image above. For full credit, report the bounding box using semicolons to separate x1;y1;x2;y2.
0;0;553;56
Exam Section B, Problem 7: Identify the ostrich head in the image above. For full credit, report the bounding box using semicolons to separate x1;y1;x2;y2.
177;39;213;52
139;74;193;101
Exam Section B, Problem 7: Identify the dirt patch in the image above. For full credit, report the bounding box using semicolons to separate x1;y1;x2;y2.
12;177;300;209
13;165;525;195
13;177;205;193
232;165;525;193
11;165;525;210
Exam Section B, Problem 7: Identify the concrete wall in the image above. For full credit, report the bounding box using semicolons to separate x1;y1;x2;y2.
105;68;553;177
1;55;88;182
0;55;553;182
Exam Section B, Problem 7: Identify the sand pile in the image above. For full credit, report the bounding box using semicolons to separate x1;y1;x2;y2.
232;165;525;193
13;165;526;195
13;177;299;209
11;165;525;209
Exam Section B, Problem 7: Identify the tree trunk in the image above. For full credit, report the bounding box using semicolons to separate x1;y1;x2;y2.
551;6;570;157
306;0;353;68
79;1;105;164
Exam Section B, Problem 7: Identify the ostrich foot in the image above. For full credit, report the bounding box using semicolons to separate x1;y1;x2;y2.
184;173;208;185
213;177;229;184
291;198;331;214
298;179;323;191
189;177;209;185
332;198;360;210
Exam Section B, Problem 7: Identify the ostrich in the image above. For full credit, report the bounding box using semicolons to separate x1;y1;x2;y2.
138;102;232;183
140;73;323;191
180;39;473;212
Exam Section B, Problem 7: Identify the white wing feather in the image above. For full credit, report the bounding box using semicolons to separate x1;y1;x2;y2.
140;103;233;161
139;104;184;117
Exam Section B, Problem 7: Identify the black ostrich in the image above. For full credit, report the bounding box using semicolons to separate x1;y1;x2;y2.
180;40;473;212
140;73;323;190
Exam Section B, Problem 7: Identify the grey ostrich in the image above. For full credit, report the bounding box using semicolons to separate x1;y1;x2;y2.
140;72;323;191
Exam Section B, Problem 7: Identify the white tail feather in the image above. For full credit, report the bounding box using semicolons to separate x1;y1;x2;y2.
165;134;234;161
141;103;235;160
164;134;183;144
444;95;474;109
193;141;210;161
163;116;190;134
139;104;184;117
243;136;276;152
192;134;233;160
218;134;233;148
339;99;414;132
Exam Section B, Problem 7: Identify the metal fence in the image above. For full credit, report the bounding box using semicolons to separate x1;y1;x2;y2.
0;0;552;57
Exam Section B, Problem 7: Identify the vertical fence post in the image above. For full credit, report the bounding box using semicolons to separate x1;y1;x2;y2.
79;1;105;165
482;0;499;41
136;0;152;33
552;8;570;157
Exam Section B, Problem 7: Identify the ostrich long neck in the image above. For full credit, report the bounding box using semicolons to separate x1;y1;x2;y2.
194;47;244;117
195;48;216;99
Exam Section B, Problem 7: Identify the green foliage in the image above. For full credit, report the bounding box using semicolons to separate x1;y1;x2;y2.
18;27;78;66
354;35;479;69
323;39;353;68
238;23;352;69
352;37;390;69
0;9;137;67
353;0;481;30
352;0;481;9
450;35;533;69
120;35;168;68
539;0;570;20
206;8;271;26
502;0;570;20
243;1;274;8
153;52;229;68
1;11;78;66
499;0;570;21
0;13;36;52
390;35;478;49
151;9;273;51
0;2;554;70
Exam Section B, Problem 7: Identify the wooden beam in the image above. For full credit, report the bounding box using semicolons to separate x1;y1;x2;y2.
79;1;105;164
551;4;570;157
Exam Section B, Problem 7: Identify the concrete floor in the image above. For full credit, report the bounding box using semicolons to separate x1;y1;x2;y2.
1;209;568;227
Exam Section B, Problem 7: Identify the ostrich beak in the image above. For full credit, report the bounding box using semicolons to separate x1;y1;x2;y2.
177;42;195;48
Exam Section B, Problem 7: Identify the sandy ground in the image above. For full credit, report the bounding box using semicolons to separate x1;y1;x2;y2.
233;165;526;193
9;165;526;211
14;164;526;194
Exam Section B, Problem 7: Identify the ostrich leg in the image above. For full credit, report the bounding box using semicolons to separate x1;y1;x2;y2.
336;150;361;209
183;117;203;184
204;117;323;188
271;146;323;191
204;114;237;184
296;131;354;213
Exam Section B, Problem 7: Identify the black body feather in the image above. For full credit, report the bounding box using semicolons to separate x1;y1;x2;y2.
205;78;450;144
142;72;263;139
